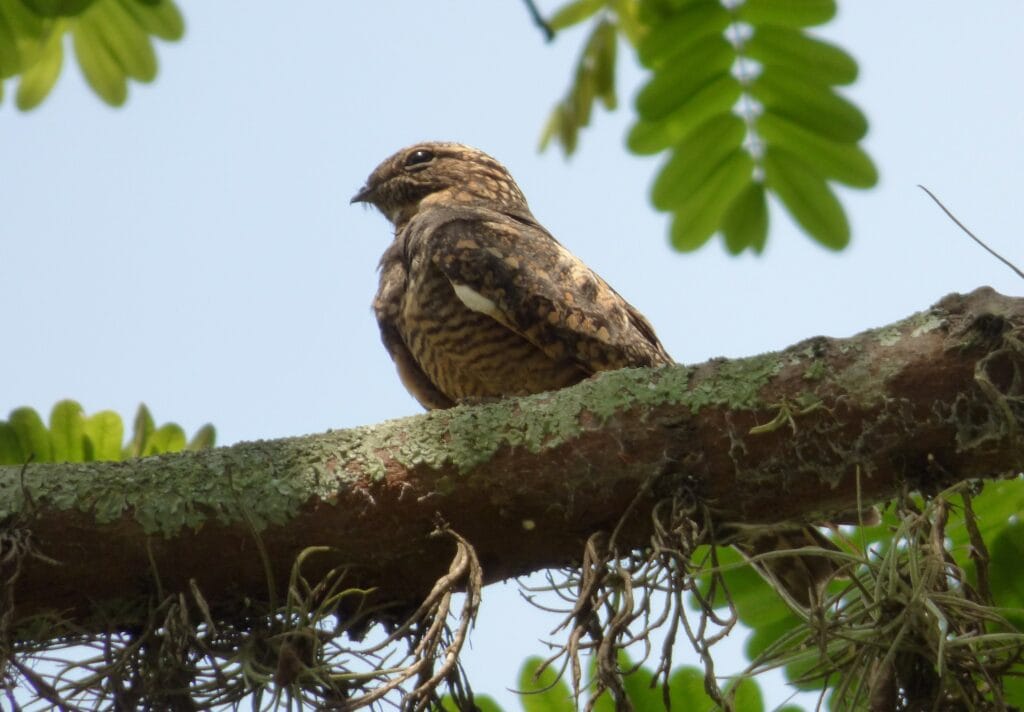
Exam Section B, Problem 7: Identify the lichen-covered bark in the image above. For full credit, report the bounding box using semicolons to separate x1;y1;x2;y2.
2;287;1022;637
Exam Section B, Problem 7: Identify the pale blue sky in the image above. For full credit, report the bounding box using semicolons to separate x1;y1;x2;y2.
2;2;1022;708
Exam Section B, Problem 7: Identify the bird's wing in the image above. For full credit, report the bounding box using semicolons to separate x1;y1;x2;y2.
373;239;455;409
408;206;673;373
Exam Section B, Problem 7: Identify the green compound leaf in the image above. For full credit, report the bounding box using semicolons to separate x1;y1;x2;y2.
1;402;211;464
15;20;63;109
126;402;155;458
438;694;505;712
83;410;124;461
731;676;765;712
745;612;799;661
988;519;1024;629
722;181;769;254
49;399;86;463
7;407;53;462
0;12;18;73
471;697;505;712
186;423;216;451
0;0;48;78
609;0;643;45
71;6;127;104
635;33;735;121
547;0;604;31
627;0;872;252
119;0;182;41
764;144;850;249
738;0;837;27
71;0;160;105
540;18;620;156
665;667;717;707
507;653;771;710
20;0;96;16
758;110;878;187
628;73;741;154
942;478;1024;622
651;112;745;210
539;102;574;154
1007;674;1024;709
670;149;754;251
518;656;574;712
621;666;665;711
940;480;1024;578
749;67;868;143
144;422;185;456
592;18;617;110
0;422;25;465
571;57;596;128
96;0;157;81
6;0;182;109
745;24;858;86
636;0;731;68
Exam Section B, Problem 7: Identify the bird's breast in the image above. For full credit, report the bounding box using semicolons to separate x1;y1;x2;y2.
398;267;584;401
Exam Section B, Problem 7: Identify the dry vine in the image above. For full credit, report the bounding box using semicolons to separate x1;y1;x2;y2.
0;522;483;711
743;481;1024;711
521;474;751;712
519;471;1024;711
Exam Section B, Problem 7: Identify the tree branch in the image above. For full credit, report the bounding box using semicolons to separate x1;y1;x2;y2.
3;287;1023;637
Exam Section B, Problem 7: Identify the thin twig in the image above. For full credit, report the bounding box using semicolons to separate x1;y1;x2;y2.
961;490;992;603
919;184;1024;280
521;0;554;41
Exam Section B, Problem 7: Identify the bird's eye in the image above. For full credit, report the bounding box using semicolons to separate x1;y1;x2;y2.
403;149;435;169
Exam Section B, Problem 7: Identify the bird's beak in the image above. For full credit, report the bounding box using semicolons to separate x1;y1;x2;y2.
350;184;373;204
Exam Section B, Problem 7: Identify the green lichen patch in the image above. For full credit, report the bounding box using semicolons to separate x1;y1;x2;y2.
120;445;312;535
1;439;328;536
364;366;695;475
875;327;902;347
686;353;783;414
397;390;616;473
439;404;532;472
910;312;946;338
316;413;449;482
803;359;828;382
575;365;692;420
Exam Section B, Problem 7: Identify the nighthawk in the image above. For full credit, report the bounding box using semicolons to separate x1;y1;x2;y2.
353;141;845;608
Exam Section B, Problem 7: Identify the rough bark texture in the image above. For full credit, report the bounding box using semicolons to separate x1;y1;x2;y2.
2;287;1023;637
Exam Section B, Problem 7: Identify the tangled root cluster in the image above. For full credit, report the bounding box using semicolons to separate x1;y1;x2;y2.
751;484;1024;711
521;479;1023;711
2;526;483;711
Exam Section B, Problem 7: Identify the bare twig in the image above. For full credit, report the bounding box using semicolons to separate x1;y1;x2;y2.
919;185;1024;280
521;0;555;41
960;489;992;603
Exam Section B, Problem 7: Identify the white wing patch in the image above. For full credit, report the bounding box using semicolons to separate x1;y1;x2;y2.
452;282;501;318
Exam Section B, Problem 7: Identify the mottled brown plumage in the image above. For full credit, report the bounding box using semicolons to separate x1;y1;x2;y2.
353;141;848;609
353;142;671;409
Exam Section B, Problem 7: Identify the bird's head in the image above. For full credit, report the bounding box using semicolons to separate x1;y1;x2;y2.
352;142;530;228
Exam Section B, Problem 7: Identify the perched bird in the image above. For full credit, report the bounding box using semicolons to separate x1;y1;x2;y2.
352;141;844;608
352;141;672;409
